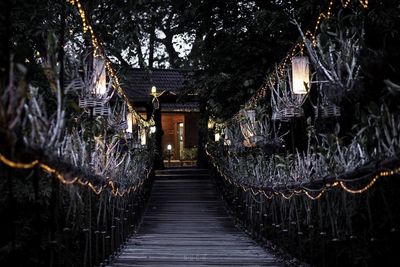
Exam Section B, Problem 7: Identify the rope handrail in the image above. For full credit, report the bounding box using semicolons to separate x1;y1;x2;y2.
0;152;151;197
206;148;400;200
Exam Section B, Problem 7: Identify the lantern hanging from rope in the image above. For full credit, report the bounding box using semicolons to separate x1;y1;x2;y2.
291;56;310;94
151;86;157;95
207;119;215;129
240;109;256;143
92;56;107;96
139;127;147;146
214;133;220;142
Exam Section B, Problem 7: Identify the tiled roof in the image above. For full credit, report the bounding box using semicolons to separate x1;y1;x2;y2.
134;103;199;113
122;68;192;102
161;102;199;112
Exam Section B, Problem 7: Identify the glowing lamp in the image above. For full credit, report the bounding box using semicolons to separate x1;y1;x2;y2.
140;128;147;145
215;133;220;142
207;119;215;129
93;57;107;96
167;144;172;151
291;56;310;94
126;112;137;133
151;86;157;95
150;126;156;134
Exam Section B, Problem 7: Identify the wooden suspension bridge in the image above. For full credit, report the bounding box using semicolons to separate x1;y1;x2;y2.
107;168;282;266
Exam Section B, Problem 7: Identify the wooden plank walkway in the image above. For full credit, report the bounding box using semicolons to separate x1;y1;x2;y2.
108;169;281;266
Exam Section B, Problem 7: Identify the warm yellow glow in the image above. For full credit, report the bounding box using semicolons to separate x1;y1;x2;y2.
204;148;398;201
151;86;157;95
292;56;310;94
0;152;151;197
126;112;137;133
207;119;214;129
0;153;39;168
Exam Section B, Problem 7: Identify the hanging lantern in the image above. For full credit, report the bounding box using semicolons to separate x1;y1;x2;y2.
214;133;220;142
207;119;215;129
139;128;147;146
92;57;107;96
151;86;157;95
240;109;256;142
126;112;137;133
291;56;310;94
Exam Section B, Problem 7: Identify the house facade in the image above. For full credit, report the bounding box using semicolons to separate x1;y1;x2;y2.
123;68;199;166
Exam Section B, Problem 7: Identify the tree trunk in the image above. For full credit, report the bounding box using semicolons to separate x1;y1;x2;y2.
133;28;145;68
163;33;180;68
148;17;156;69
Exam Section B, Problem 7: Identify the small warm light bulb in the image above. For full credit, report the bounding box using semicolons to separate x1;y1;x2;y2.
151;86;157;95
167;144;172;151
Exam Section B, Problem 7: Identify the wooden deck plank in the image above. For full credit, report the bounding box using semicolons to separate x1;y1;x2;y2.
108;170;281;267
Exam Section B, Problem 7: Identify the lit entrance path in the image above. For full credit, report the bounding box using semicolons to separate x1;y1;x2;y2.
108;169;281;266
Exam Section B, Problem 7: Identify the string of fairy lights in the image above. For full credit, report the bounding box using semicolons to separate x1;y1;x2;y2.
67;0;154;127
0;152;151;197
224;0;369;125
206;149;400;200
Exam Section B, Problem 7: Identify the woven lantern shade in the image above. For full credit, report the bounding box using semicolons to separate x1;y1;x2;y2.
244;109;256;124
292;56;310;94
92;57;107;96
240;109;256;142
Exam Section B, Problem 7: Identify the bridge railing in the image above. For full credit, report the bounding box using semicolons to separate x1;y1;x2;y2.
210;156;400;266
0;147;154;267
0;17;156;265
205;1;400;265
